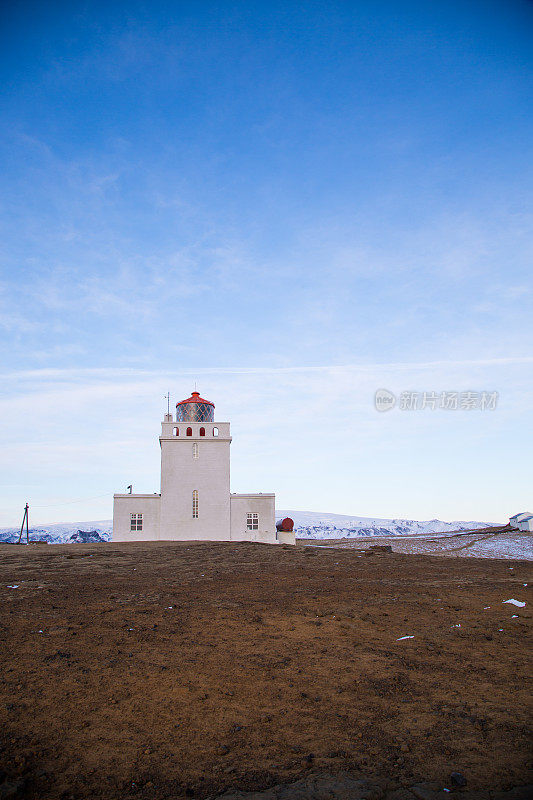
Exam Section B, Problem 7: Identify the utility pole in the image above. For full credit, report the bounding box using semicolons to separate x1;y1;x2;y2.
17;503;29;544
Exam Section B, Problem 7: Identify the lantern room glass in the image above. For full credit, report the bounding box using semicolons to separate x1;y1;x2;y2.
176;402;214;423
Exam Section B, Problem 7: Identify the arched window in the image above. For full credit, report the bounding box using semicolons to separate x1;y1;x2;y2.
213;427;219;437
192;490;198;518
186;427;192;436
199;427;205;437
173;427;179;436
192;443;199;459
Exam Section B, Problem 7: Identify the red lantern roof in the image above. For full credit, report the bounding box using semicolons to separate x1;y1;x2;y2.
176;391;215;408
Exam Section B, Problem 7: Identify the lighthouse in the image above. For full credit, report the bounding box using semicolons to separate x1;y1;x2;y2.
113;391;295;544
159;391;231;541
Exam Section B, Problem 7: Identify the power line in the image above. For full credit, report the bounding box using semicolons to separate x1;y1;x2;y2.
32;493;111;508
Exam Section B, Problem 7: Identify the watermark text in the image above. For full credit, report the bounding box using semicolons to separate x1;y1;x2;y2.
374;389;498;412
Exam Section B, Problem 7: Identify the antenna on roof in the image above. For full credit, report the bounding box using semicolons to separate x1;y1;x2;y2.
164;391;170;415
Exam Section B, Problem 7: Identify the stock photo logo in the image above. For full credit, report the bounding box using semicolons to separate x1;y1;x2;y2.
374;389;397;411
374;390;499;412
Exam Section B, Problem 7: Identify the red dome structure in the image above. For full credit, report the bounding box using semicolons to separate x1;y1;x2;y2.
176;391;215;422
276;517;294;532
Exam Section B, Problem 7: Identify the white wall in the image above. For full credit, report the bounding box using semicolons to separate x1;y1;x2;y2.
113;494;161;541
510;512;532;527
230;494;276;542
278;531;296;545
159;421;231;540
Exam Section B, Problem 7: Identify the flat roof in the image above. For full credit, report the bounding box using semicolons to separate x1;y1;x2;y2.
230;493;275;498
114;493;161;498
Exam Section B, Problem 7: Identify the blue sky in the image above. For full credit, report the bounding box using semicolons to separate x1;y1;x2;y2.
1;0;532;526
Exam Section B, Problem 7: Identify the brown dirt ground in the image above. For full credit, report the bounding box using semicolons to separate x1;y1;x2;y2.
0;541;531;799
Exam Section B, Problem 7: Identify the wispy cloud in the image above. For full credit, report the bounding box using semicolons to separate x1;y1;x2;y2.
1;0;532;525
2;355;533;385
1;353;531;527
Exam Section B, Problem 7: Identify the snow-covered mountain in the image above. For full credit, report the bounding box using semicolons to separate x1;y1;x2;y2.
0;511;498;544
277;510;499;539
0;520;112;545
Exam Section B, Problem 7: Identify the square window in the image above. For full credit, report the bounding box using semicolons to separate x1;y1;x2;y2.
246;512;259;530
130;513;143;531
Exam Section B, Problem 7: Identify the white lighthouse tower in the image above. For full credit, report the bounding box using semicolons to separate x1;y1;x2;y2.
113;391;294;544
159;391;231;541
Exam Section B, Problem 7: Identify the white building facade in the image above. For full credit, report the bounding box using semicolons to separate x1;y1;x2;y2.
517;515;533;532
113;391;294;544
509;511;533;528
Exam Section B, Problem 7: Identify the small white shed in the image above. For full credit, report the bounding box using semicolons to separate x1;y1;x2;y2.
517;515;533;532
509;512;532;528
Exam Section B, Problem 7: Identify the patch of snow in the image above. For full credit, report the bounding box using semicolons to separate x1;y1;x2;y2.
6;585;19;588
396;635;414;641
503;599;525;607
446;535;533;561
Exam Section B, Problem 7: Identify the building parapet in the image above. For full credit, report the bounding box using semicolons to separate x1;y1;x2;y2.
231;493;275;498
114;493;161;498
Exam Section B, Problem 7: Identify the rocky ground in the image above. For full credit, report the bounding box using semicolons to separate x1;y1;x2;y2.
301;526;533;561
0;540;531;800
